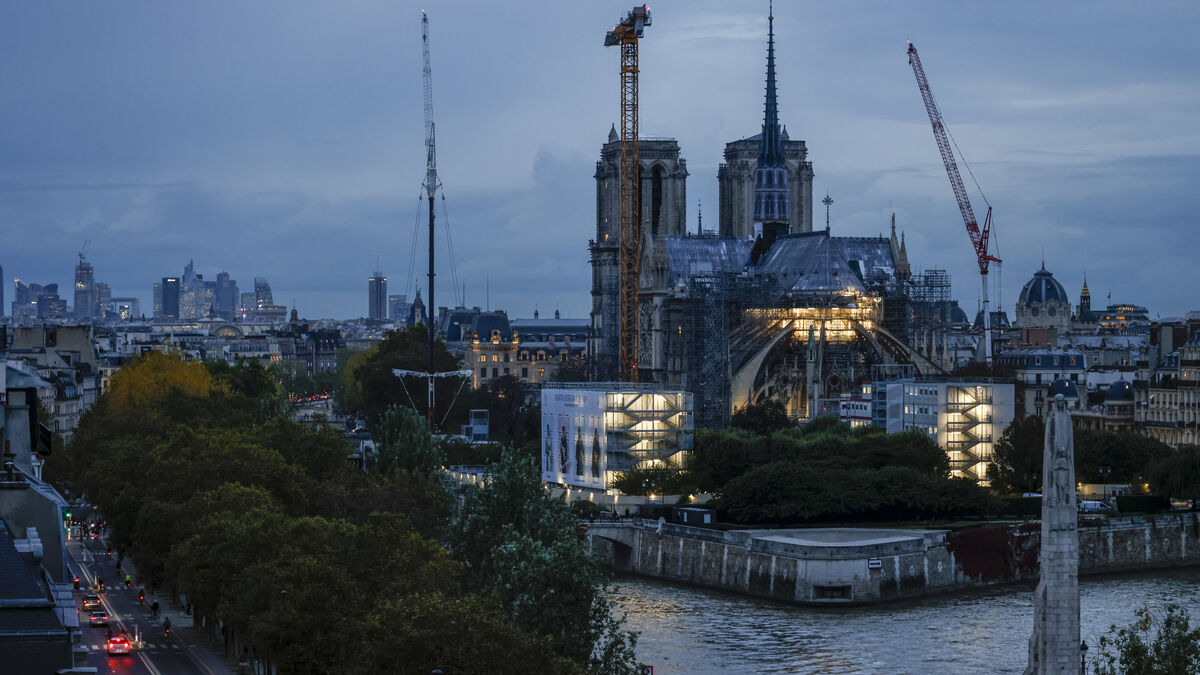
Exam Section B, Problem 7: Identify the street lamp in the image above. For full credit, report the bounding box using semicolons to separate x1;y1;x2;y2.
1080;639;1088;673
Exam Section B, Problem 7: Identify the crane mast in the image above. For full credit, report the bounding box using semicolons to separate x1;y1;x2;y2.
605;5;651;383
907;42;1000;366
421;11;440;424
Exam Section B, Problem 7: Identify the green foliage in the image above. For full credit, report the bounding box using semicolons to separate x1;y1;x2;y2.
341;326;466;430
1147;446;1200;499
731;398;794;436
1076;429;1172;484
469;375;542;451
611;467;697;497
988;415;1045;495
451;448;640;673
1115;495;1171;515
1093;604;1200;675
439;436;505;466
372;404;445;476
718;463;996;524
53;350;610;673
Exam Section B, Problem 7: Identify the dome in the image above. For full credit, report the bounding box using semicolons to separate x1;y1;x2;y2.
1018;264;1068;306
1107;379;1134;402
1049;378;1079;399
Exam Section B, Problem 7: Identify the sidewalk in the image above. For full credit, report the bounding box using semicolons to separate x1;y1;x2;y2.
124;562;240;675
152;594;240;675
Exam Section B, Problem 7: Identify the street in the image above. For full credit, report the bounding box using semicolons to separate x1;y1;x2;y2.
68;532;208;675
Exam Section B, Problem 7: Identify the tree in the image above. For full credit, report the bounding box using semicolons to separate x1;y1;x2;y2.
611;467;697;497
988;415;1044;495
372;404;445;476
450;448;639;673
341;326;466;429
731;398;793;436
1147;446;1200;500
1093;604;1200;675
1075;429;1172;485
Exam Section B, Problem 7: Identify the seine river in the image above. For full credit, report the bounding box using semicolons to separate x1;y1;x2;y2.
612;568;1200;674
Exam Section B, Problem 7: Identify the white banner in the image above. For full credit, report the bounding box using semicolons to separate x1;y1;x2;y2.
541;389;607;489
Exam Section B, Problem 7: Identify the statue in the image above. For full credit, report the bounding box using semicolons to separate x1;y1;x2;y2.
1025;394;1081;674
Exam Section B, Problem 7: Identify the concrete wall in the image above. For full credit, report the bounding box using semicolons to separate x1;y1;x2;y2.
589;522;963;605
591;513;1200;606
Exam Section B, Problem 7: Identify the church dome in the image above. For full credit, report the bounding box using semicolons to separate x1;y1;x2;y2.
1107;379;1134;402
1018;264;1068;305
1049;378;1079;400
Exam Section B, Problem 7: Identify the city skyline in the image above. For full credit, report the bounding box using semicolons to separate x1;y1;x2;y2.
1;2;1197;319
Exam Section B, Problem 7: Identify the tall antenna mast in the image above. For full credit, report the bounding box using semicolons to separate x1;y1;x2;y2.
421;10;440;425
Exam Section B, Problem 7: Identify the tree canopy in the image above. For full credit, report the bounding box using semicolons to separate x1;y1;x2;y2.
49;351;630;673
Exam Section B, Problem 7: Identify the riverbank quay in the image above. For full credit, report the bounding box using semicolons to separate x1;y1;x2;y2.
587;512;1200;606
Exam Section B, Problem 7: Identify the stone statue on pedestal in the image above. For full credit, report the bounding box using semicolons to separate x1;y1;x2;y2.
1025;394;1081;674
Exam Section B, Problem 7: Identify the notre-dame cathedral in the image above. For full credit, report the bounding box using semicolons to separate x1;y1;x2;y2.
588;9;817;381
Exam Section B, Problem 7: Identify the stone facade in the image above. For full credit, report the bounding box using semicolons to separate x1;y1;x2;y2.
717;134;814;238
588;135;688;377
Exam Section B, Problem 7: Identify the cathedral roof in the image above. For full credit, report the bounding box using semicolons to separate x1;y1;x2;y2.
1018;263;1068;305
663;236;753;288
608;124;618;143
756;232;898;295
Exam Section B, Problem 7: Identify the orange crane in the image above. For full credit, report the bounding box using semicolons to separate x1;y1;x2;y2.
605;5;651;382
907;42;1001;366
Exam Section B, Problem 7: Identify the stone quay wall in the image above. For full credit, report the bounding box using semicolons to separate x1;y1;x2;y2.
588;512;1200;606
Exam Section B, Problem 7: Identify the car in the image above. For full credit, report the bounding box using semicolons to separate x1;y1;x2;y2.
1078;500;1113;514
106;636;133;656
88;610;109;627
81;594;101;611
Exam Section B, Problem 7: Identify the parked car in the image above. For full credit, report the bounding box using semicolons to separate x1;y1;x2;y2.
1078;500;1113;514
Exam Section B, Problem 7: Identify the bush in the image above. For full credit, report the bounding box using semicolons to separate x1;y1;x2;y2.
1116;494;1170;514
999;496;1042;518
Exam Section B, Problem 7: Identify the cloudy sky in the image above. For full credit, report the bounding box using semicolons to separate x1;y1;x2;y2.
2;1;1197;320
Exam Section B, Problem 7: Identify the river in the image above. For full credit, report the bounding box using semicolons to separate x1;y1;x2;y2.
612;568;1200;674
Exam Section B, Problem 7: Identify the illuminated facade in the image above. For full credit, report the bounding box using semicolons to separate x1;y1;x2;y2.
847;377;1015;482
541;384;693;491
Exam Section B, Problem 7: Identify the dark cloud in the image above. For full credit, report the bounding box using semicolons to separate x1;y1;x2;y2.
0;1;1196;318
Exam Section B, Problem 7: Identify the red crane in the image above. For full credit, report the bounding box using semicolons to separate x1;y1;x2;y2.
907;42;1001;366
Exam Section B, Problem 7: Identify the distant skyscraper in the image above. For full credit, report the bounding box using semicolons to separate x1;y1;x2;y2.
368;270;387;321
161;277;181;319
95;282;112;318
74;255;96;319
215;271;239;320
240;291;256;311
153;282;163;318
254;277;273;308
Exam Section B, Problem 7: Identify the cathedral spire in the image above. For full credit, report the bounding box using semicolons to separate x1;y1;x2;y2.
758;1;783;168
752;1;790;236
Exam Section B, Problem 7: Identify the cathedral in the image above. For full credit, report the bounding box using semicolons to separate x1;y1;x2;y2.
587;9;923;425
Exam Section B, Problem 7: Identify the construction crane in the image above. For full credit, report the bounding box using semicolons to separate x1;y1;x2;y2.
907;42;1001;366
78;239;91;264
421;10;440;424
605;5;651;382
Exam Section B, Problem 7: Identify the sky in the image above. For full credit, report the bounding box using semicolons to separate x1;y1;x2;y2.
1;1;1197;320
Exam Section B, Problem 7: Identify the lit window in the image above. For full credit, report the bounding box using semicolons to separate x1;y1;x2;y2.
479;355;485;362
492;354;498;362
538;368;545;378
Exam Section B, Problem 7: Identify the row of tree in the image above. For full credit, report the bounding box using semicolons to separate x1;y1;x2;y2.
987;415;1200;499
46;351;636;674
